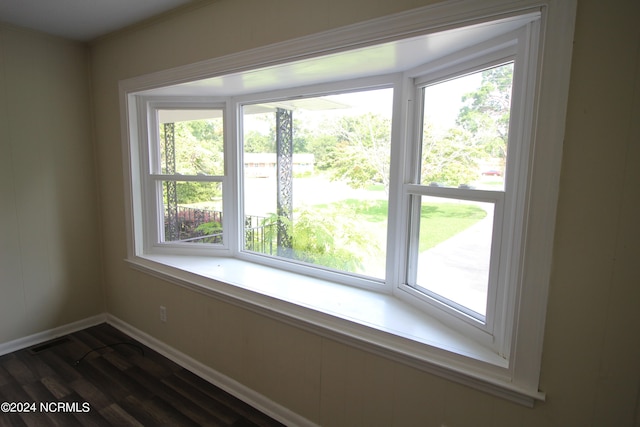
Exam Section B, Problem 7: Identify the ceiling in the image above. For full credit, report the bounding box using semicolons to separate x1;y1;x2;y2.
0;0;540;99
0;0;198;42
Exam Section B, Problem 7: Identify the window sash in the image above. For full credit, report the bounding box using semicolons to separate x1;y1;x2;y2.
404;185;506;331
399;49;521;340
143;101;231;252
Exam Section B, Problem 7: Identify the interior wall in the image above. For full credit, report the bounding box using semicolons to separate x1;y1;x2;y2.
90;0;640;425
0;25;104;344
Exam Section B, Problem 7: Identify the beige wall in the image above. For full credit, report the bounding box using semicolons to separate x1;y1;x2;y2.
0;26;104;343
91;0;640;425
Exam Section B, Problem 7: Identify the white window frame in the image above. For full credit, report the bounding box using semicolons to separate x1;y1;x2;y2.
233;76;399;291
136;96;235;256
394;27;538;356
119;0;576;406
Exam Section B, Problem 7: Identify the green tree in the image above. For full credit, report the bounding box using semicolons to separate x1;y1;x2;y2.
421;63;514;186
456;63;513;159
161;118;224;204
421;126;483;186
325;113;391;191
172;119;224;175
306;134;338;171
244;129;275;153
243;113;311;154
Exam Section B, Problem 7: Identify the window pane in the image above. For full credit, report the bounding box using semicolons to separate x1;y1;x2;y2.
414;198;494;318
241;89;393;279
420;63;513;190
161;181;223;244
158;109;224;176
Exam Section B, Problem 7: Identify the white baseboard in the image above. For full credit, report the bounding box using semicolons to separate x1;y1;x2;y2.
0;313;107;356
106;314;318;427
0;313;316;426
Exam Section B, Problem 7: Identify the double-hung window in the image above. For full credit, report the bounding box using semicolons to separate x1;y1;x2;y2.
122;0;575;405
141;102;229;253
398;42;531;353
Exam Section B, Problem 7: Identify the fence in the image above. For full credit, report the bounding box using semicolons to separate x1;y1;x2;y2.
164;206;274;253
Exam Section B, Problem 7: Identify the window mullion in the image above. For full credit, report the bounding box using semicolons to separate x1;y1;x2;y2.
224;99;238;255
404;194;423;287
385;75;411;291
484;193;506;338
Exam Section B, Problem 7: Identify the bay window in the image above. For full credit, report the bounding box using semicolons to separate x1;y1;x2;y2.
121;0;576;405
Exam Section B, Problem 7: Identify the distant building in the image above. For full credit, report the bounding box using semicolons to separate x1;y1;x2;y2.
244;153;314;177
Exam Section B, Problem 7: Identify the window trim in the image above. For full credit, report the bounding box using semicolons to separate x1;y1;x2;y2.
119;0;577;406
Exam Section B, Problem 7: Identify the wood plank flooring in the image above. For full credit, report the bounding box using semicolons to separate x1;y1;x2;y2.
0;324;286;426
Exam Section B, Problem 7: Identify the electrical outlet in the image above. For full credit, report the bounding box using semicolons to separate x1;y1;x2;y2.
159;305;167;322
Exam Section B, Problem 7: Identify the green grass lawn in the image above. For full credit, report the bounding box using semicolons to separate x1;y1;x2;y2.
317;198;487;252
259;178;489;276
416;203;487;251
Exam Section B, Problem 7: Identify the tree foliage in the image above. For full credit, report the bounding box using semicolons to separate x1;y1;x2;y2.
457;63;513;159
243;113;312;154
324;113;391;191
421;63;514;186
421;126;484;186
161;118;224;204
306;134;338;171
261;207;377;272
243;130;275;153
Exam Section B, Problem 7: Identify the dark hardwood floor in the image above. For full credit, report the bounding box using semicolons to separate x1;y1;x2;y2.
0;324;286;426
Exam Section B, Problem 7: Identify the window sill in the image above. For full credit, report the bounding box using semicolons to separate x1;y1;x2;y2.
126;254;544;406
